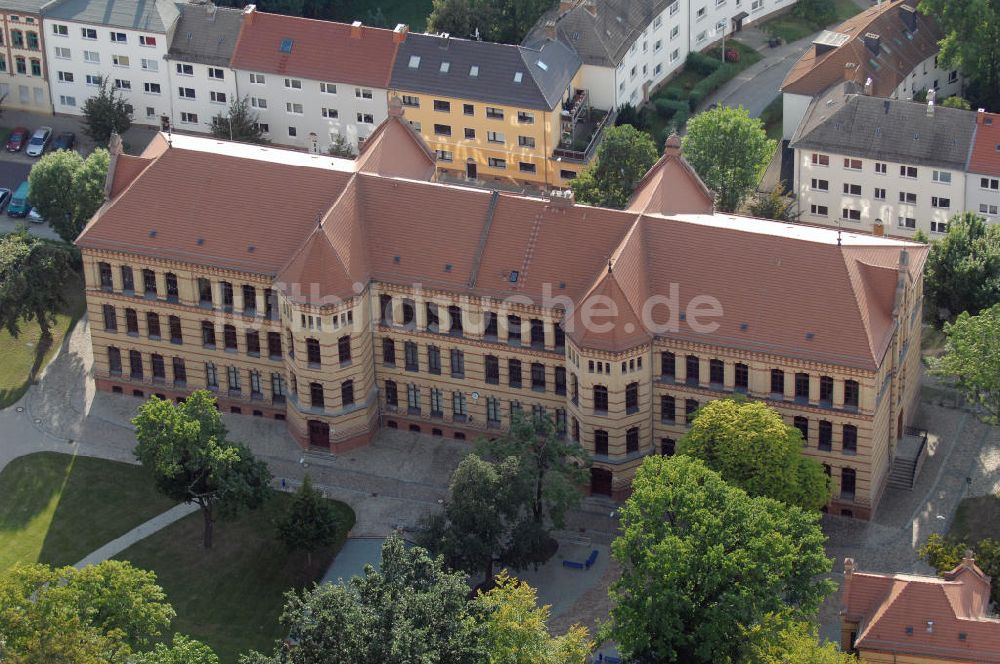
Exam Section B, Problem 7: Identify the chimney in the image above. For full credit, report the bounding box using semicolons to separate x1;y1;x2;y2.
387;96;404;118
864;76;873;95
242;4;256;23
840;558;856;615
663;132;681;157
103;132;124;200
899;4;917;32
439;32;450;48
351;20;363;39
544;19;557;40
977;108;986;124
843;61;857;82
872;219;884;237
926;88;936;116
547;188;575;207
392;23;408;43
583;0;597;17
863;32;880;56
206;1;217;20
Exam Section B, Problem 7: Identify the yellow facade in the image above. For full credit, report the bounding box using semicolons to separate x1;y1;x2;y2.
387;76;590;189
81;237;923;515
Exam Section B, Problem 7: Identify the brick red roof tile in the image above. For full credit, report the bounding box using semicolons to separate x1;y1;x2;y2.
230;8;401;88
969;112;1000;177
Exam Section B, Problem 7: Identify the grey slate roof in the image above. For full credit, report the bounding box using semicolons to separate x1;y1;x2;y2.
526;0;672;68
790;86;978;170
42;0;179;32
167;3;243;66
389;32;580;111
0;0;47;14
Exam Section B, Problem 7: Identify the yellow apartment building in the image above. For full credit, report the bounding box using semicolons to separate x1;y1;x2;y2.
76;112;927;518
388;28;610;189
0;0;50;112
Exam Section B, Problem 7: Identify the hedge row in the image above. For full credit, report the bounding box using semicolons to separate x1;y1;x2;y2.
687;62;739;111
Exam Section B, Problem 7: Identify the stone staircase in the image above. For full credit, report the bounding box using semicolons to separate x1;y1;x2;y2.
887;456;917;489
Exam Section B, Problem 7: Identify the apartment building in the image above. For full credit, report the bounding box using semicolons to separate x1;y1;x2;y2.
0;0;50;112
229;6;404;153
163;2;243;131
791;89;977;238
840;557;1000;663
781;0;958;140
76;109;926;518
966;110;1000;224
388;31;585;188
43;0;178;118
530;0;795;111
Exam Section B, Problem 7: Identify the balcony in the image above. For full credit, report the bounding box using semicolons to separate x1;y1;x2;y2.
561;88;589;125
552;106;615;164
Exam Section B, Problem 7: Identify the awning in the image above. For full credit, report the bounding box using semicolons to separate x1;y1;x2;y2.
733;11;749;20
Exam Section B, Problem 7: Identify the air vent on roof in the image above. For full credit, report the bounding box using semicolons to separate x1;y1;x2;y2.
196;238;204;245
393;255;400;263
469;65;478;76
509;270;519;283
279;38;293;53
537;60;548;71
513;71;523;83
149;230;157;237
444;263;452;272
739;322;748;331
805;332;815;340
247;245;255;253
408;55;420;68
440;61;450;73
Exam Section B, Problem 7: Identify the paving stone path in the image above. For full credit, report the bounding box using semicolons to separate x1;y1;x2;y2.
73;503;199;568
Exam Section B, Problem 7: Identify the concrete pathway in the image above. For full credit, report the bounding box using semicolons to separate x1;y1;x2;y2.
73;502;199;568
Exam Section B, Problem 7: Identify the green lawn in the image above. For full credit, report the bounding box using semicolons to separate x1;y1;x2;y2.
115;492;357;661
761;95;783;141
0;272;87;408
0;452;177;571
348;0;432;32
949;495;1000;546
757;0;862;43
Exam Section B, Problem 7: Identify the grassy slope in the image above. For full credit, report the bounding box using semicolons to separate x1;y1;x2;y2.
0;452;176;571
115;492;357;661
757;0;862;43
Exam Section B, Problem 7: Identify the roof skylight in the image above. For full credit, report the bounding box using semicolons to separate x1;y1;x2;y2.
408;55;420;68
469;65;479;76
279;38;293;53
440;61;450;73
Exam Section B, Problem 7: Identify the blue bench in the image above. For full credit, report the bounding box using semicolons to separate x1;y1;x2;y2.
561;559;585;569
585;549;599;569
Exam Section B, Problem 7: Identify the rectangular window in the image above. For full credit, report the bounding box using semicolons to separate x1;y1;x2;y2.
140;58;158;72
485;107;504;119
82;28;97;39
898;216;916;229
139;35;156;46
874;187;886;200
181;112;198;124
285;78;302;89
404;341;418;371
169;316;182;344
685;355;700;385
112;54;129;67
709;359;724;385
843;183;861;196
103;304;117;331
173;358;187;385
147;312;161;339
517;111;534;123
488;157;506;169
210;91;227;104
463;103;474;115
842;425;857;455
433;123;452;136
508;359;522;388
452;391;467;419
84;50;100;63
355;88;373;99
407;384;421;413
428;345;441;374
178;87;195;98
844;380;859;409
931;220;948;234
810;153;829;166
430;388;443;417
932;170;951;184
982;177;1000;190
52;23;68;36
356;112;374;124
685;399;698;424
433;99;450;112
486;131;505;144
250;73;265;84
843;158;862;170
899;191;917;204
900;165;918;178
205;363;217;388
842;208;861;221
286;102;303;114
661;395;675;423
979;204;999;216
810;178;828;191
531;363;546;391
110;31;127;43
735;363;748;391
450;349;464;377
114;79;131;90
931;196;950;209
176;63;193;75
54;46;70;59
661;351;675;380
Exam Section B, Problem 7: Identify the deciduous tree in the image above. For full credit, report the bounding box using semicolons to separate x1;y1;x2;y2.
132;391;272;548
210;96;268;144
748;183;796;221
920;532;1000;605
241;534;484;664
28;147;109;242
749;621;858;664
0;230;76;340
682;105;775;212
941;95;972;110
932;304;1000;424
133;635;219;664
327;133;355;158
678;399;831;510
570;124;658;209
924;212;1000;322
276;475;342;568
427;0;549;43
81;78;132;145
472;570;592;663
605;455;834;663
918;0;1000;109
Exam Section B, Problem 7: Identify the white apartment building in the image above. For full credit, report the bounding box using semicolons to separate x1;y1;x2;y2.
164;2;242;131
42;0;178;119
530;0;796;111
965;111;1000;224
780;0;958;141
0;0;51;112
229;7;404;153
791;90;977;238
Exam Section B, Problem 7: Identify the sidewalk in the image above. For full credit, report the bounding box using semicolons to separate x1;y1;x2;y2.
73;502;199;568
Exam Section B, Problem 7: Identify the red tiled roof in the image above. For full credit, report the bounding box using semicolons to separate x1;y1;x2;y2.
230;8;401;88
78;123;925;371
356;99;436;180
969;112;1000;176
627;136;715;214
107;154;154;199
781;0;943;98
842;558;1000;662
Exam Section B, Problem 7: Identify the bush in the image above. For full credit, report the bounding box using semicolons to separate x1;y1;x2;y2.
688;63;739;110
654;98;690;120
661;86;685;101
686;51;721;76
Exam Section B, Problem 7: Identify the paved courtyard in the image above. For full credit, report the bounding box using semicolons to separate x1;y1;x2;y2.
1;314;999;644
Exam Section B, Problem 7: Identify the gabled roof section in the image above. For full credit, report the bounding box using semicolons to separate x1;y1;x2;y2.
627;134;715;214
781;0;943;98
842;558;1000;662
42;0;179;32
168;3;244;67
356;98;436;180
969;111;1000;176
108;154;154;199
528;0;673;68
230;8;403;88
389;32;579;111
566;259;651;352
791;90;978;170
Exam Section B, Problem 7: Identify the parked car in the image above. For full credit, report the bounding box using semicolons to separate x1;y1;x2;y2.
6;127;29;152
0;188;12;213
52;131;76;151
7;181;30;217
25;126;52;157
28;207;44;224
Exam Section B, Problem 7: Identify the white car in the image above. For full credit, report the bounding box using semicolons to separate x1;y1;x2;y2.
25;126;52;157
28;207;44;224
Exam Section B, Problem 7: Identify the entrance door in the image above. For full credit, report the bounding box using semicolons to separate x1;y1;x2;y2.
897;410;904;439
590;468;613;496
307;420;330;448
466;161;477;180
